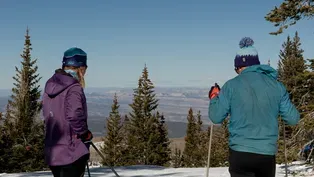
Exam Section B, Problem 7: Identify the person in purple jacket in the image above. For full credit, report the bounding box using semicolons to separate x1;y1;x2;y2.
42;47;93;177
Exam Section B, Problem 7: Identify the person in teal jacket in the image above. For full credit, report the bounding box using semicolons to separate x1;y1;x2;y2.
208;37;300;177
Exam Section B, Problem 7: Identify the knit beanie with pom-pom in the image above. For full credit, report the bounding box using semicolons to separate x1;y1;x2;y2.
234;37;260;68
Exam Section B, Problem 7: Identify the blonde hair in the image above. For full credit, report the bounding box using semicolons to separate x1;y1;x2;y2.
63;66;86;88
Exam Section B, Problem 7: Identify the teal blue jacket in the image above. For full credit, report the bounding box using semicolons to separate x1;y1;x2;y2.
208;65;300;155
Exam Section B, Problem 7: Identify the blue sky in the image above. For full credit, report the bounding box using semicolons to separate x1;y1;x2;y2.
0;0;313;89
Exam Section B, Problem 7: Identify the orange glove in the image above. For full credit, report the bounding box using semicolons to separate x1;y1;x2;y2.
208;83;220;99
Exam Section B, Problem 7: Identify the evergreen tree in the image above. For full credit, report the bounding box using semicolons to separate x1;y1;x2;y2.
116;114;131;165
101;93;125;166
265;0;314;35
205;108;229;167
144;112;162;165
178;110;210;168
0;124;13;173
126;65;170;166
3;104;13;131
121;114;130;142
149;113;171;166
278;32;306;92
171;146;182;168
277;32;306;119
291;58;314;162
195;111;207;167
0;106;12;173
196;111;203;135
277;33;297;163
126;77;145;165
1;28;45;172
276;31;312;163
302;59;314;113
277;35;293;83
210;120;229;167
182;108;198;167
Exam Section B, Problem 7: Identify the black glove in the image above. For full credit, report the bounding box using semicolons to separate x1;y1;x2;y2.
79;130;93;142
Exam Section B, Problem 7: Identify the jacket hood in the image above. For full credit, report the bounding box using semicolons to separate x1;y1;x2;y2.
241;64;278;80
45;69;79;98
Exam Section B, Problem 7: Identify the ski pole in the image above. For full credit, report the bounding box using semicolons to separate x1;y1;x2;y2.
86;161;91;177
283;123;288;177
206;83;219;177
205;124;214;177
86;141;120;177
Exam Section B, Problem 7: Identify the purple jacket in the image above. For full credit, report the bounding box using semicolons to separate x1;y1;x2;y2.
42;70;89;166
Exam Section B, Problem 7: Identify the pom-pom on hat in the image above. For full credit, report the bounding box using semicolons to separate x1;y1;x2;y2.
234;37;260;68
62;47;87;67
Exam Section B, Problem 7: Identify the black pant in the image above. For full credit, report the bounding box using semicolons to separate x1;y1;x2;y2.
50;154;89;177
229;149;276;177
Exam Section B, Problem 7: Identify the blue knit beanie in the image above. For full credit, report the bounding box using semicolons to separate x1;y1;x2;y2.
234;37;260;68
62;47;87;67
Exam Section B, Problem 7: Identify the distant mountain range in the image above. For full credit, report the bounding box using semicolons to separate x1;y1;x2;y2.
0;87;212;138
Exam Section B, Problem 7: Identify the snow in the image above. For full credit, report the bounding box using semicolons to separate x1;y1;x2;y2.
1;162;314;177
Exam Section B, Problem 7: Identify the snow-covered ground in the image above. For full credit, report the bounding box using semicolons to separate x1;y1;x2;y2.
1;161;314;177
